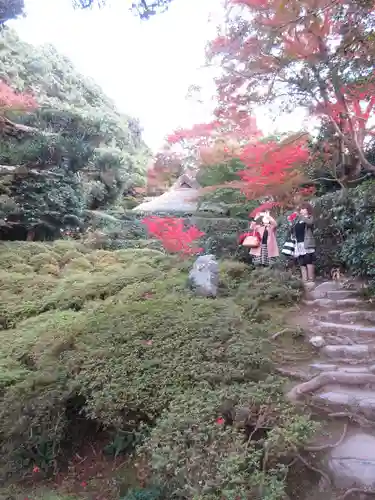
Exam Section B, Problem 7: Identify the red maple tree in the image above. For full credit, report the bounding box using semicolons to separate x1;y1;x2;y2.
236;135;310;199
195;126;313;208
142;216;205;256
146;151;184;195
0;82;38;176
0;81;37;112
146;110;263;194
208;0;375;177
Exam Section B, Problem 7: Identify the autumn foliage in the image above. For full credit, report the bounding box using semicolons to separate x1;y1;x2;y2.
161;114;312;207
147;114;262;194
0;81;37;112
142;216;205;256
234;136;310;199
208;0;375;175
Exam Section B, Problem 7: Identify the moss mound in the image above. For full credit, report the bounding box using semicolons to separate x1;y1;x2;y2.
0;241;312;500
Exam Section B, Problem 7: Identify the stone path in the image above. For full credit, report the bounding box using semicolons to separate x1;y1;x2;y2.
284;280;375;499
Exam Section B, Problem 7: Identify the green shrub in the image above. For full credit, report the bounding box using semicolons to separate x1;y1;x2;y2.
313;180;375;282
0;242;307;485
270;181;375;286
61;256;93;273
39;264;60;276
29;253;59;271
119;213;249;258
121;487;162;500
142;381;315;500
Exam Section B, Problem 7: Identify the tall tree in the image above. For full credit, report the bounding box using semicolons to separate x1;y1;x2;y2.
208;0;375;179
0;0;175;23
159;114;312;212
0;0;24;23
0;28;149;238
73;0;175;19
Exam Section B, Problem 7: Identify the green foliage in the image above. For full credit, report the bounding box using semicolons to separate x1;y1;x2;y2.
197;159;259;218
93;212;250;258
0;0;24;23
121;487;162;500
142;381;315;500
312;180;375;283
0;240;308;498
0;28;150;232
4;167;85;230
1;0;174;24
73;0;174;19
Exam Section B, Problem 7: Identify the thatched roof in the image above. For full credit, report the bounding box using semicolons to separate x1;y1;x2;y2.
133;173;199;214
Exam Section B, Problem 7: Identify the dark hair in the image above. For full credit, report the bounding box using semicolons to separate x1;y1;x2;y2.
299;202;313;215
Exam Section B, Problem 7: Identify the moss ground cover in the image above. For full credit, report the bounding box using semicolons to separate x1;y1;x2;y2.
0;241;314;500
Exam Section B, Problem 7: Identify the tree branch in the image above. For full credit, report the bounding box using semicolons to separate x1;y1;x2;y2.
0;165;58;176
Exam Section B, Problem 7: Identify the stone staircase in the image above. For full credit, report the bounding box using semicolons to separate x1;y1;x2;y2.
285;280;375;498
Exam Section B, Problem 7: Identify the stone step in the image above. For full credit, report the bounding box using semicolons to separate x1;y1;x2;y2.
309;362;373;374
306;291;356;302
321;344;375;360
340;310;375;322
310;281;341;297
278;362;375;381
326;431;375;488
315;309;375;324
303;298;363;308
311;280;366;293
327;290;358;300
314;385;375;418
306;284;358;301
311;320;375;336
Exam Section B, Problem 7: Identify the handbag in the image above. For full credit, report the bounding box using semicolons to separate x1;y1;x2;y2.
282;239;295;257
242;232;260;248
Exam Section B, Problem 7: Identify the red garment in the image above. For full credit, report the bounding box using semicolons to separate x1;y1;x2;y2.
238;231;261;245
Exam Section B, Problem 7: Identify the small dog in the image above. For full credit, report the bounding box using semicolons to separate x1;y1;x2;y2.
330;267;342;281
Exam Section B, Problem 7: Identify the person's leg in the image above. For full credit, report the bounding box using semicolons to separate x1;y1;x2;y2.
307;263;315;282
300;265;308;282
306;252;315;282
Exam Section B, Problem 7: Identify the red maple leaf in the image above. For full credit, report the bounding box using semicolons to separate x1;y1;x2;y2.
142;216;205;257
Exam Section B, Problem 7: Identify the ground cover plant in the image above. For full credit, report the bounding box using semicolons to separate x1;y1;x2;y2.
0;240;316;500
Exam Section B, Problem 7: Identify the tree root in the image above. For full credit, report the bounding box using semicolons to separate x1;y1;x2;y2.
270;328;289;340
296;452;331;486
337;488;375;499
276;351;313;362
275;368;310;380
328;411;375;428
304;422;348;452
325;335;355;345
287;372;375;401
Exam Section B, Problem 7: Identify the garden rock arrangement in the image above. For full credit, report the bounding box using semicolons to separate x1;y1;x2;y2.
284;280;375;498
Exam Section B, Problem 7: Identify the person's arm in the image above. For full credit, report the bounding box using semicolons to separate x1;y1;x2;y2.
300;215;314;226
268;216;278;229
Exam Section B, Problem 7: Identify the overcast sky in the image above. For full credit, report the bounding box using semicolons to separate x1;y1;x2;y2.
11;0;309;151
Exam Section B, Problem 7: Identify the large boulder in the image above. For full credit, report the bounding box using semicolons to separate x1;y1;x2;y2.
188;254;219;297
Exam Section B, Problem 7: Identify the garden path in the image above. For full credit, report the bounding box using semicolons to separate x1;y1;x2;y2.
283;280;375;499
